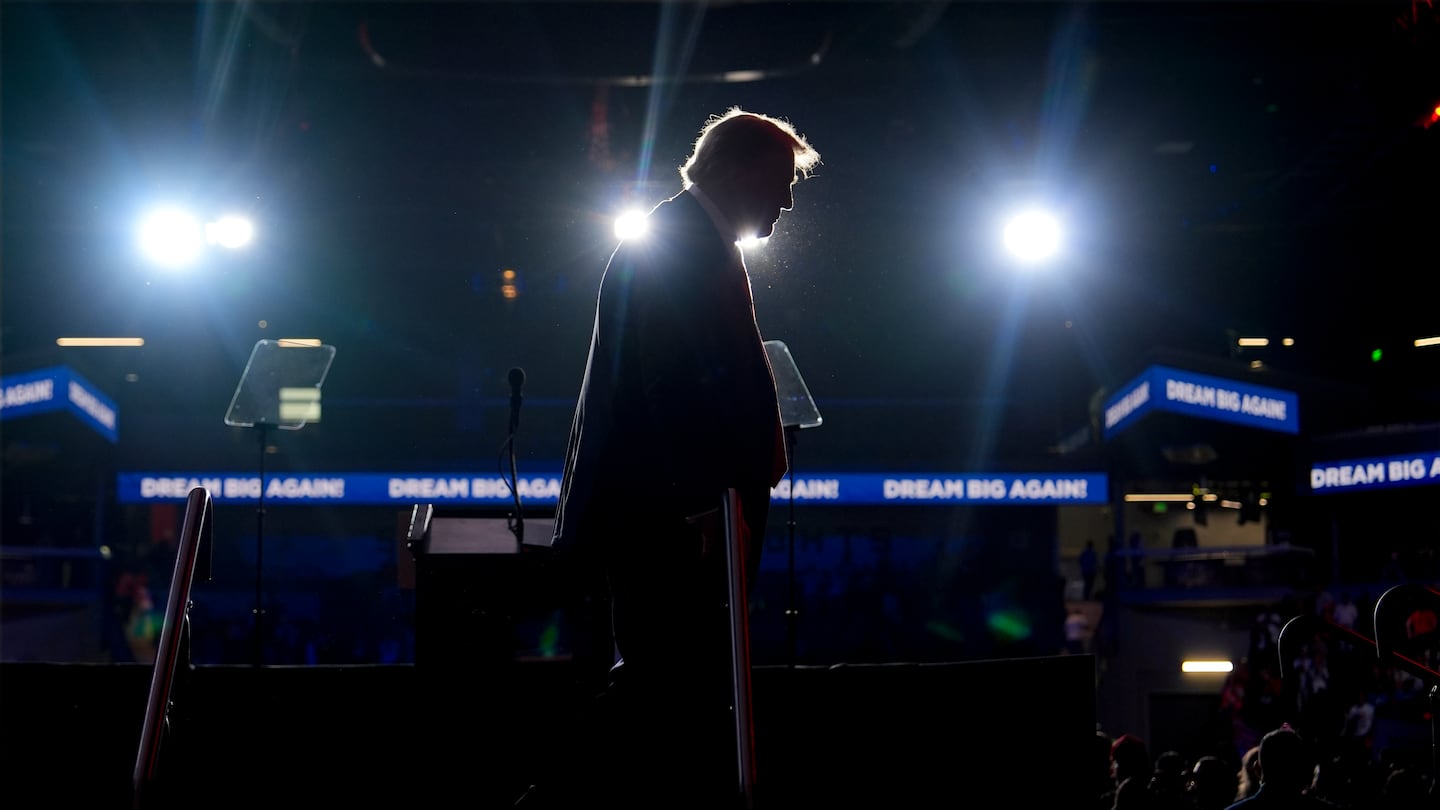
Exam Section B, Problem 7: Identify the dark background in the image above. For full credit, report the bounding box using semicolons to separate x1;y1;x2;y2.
5;1;1436;476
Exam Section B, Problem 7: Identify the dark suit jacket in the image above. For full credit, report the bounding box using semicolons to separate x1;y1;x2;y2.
551;189;786;571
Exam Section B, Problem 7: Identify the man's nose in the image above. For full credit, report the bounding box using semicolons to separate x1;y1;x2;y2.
781;187;794;211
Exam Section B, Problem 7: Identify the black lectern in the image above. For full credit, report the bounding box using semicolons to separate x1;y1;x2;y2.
405;504;568;669
405;504;594;806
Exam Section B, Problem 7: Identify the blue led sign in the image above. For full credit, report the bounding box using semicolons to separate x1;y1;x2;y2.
0;366;118;443
1103;365;1298;439
117;471;1110;506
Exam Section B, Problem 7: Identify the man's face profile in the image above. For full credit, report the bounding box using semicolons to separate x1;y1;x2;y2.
733;153;798;241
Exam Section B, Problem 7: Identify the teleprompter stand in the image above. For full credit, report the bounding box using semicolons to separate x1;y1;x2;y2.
763;340;822;669
223;339;335;667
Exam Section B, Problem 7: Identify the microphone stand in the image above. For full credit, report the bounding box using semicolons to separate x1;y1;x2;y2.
507;375;525;551
507;429;523;549
253;424;267;668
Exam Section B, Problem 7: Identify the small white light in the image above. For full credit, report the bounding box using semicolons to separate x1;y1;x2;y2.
56;337;145;347
1182;660;1234;673
722;70;765;83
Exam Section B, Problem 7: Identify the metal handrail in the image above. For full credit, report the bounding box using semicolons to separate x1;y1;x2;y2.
132;486;213;810
723;488;757;809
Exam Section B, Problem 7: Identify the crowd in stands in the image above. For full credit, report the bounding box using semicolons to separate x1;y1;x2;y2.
1093;585;1438;809
1090;723;1434;809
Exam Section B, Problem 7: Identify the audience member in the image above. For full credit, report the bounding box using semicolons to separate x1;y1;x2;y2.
1102;733;1154;808
1091;730;1120;810
1147;749;1191;809
1378;767;1433;810
1236;745;1262;803
1338;686;1374;759
1080;539;1099;599
1188;755;1240;810
1225;725;1339;808
1114;774;1155;810
1127;531;1147;589
1066;606;1092;654
1306;752;1369;809
1330;593;1358;633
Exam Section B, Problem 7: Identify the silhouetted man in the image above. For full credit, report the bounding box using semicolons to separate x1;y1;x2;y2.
538;108;821;807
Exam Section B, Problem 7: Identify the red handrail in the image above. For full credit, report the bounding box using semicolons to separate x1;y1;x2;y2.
132;486;212;809
1279;583;1440;684
1373;583;1440;682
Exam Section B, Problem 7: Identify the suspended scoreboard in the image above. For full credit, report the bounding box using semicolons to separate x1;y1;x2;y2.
1102;364;1299;439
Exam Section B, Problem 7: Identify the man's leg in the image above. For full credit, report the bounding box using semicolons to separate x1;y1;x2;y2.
606;519;738;805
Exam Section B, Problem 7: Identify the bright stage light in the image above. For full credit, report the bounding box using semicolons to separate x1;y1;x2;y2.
206;216;254;249
614;210;648;240
1002;209;1062;264
138;208;204;268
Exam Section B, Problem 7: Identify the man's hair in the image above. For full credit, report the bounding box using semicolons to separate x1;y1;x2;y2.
680;107;821;188
1256;726;1315;792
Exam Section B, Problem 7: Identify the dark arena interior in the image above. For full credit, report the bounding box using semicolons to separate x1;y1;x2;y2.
2;2;1438;807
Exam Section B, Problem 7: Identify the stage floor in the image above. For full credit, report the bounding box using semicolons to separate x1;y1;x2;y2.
1;656;1096;807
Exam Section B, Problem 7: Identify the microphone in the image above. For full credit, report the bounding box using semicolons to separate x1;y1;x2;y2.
508;367;525;434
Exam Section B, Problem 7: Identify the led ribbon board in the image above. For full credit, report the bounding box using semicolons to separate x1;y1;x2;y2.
1310;451;1440;494
1102;364;1298;440
117;471;1109;506
0;366;119;443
